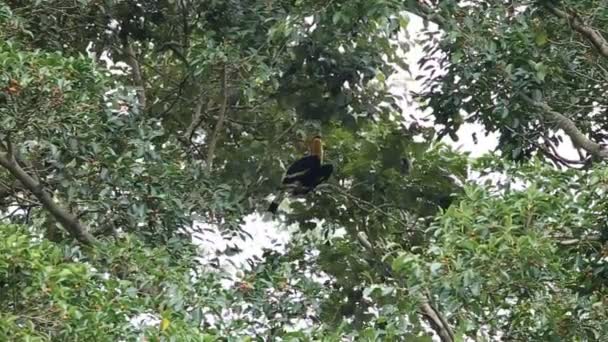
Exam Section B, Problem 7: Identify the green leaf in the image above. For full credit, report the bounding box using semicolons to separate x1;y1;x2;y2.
534;31;548;46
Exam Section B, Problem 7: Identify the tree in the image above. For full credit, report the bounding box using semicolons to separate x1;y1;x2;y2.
2;1;607;341
1;0;458;339
412;0;608;166
396;157;608;340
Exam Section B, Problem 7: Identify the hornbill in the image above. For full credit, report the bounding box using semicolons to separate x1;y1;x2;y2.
267;136;333;214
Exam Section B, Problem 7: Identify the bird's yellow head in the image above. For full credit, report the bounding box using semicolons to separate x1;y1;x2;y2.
310;135;324;162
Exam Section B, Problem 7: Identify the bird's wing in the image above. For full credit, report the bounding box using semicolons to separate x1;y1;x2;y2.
282;155;320;182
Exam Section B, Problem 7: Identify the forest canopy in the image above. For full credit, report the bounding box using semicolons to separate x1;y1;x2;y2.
0;1;607;341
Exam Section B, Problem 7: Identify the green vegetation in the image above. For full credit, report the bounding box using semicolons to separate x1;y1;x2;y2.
1;1;607;340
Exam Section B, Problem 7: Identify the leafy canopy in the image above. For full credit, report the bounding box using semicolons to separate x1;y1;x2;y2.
1;0;608;341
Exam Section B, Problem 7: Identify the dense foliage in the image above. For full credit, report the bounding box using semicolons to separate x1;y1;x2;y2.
1;0;608;341
415;0;608;165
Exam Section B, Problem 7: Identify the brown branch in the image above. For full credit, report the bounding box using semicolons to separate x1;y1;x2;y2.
271;121;298;145
545;4;608;59
184;92;209;143
420;298;454;342
520;94;608;159
0;179;23;202
176;94;208;160
124;42;147;109
206;64;229;171
553;235;602;246
0;146;96;245
542;135;586;166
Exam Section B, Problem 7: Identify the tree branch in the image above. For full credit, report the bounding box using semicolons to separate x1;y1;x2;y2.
0;179;31;205
124;42;147;109
327;184;411;229
552;234;602;246
520;94;608;159
0;144;96;245
541;134;587;166
206;64;229;170
545;4;608;59
184;92;209;143
419;298;455;342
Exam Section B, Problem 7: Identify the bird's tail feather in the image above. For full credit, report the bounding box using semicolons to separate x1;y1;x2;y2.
267;190;286;214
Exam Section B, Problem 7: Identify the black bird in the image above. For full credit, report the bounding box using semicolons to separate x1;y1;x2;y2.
267;136;333;214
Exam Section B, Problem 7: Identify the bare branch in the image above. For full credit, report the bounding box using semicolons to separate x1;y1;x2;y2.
206;64;229;170
327;184;411;228
420;298;454;342
542;135;586;166
520;94;608;159
0;142;96;245
545;4;608;59
5;132;14;157
0;179;33;206
553;235;602;246
124;42;147;109
184;92;210;143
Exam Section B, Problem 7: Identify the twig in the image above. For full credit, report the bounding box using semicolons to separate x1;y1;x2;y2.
158;72;193;119
327;184;411;228
271;121;298;145
542;135;586;166
1;206;24;221
206;64;229;171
